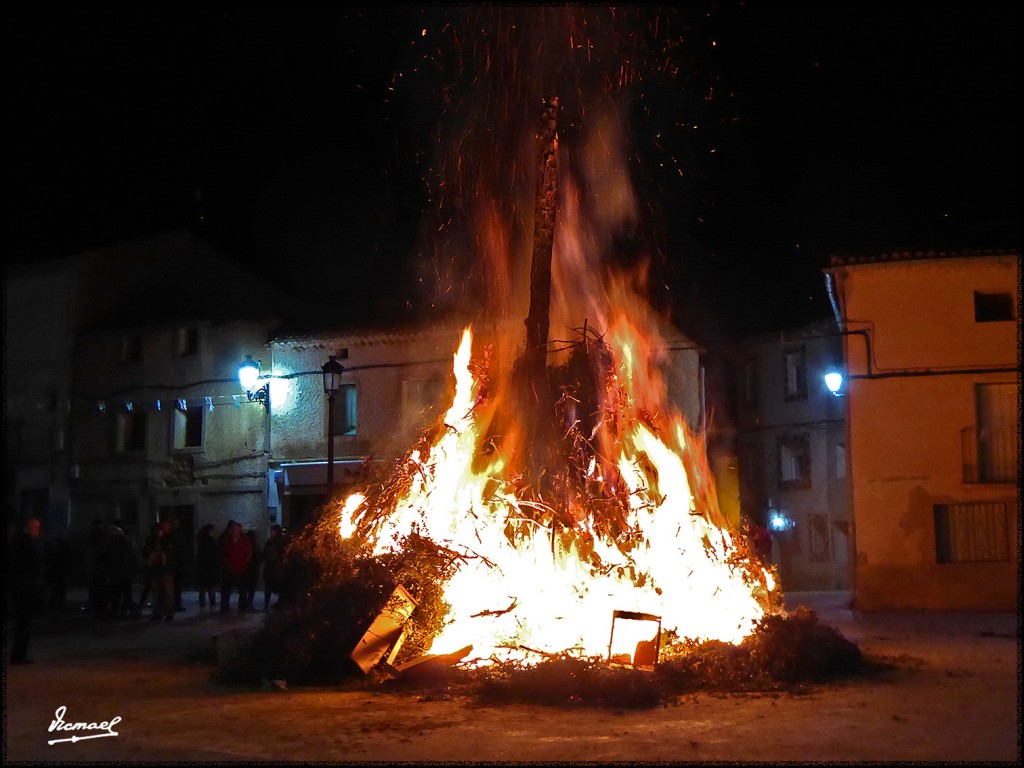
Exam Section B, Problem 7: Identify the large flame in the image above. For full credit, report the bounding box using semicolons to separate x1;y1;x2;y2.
340;325;775;663
334;9;777;665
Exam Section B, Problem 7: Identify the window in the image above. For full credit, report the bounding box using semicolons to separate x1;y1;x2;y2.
934;502;1010;563
172;404;204;450
175;326;199;356
329;384;357;436
972;383;1018;483
833;443;847;480
973;292;1014;322
742;358;758;408
778;434;811;489
808;513;832;563
740;442;764;490
782;346;807;401
739;442;766;512
121;334;142;363
402;378;445;429
116;411;146;453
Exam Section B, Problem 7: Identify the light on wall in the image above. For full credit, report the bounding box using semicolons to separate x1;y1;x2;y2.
824;371;845;397
238;355;270;412
768;509;795;532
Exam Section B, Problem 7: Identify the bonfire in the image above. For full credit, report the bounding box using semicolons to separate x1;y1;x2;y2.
336;319;778;667
218;9;862;696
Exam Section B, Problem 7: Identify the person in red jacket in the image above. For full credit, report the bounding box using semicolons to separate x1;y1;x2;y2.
219;521;252;613
744;516;773;566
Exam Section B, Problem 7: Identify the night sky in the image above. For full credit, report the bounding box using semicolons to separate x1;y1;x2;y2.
5;6;1018;339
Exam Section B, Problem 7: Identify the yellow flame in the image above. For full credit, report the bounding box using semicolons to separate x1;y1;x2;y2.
335;74;778;664
338;494;365;540
342;328;774;664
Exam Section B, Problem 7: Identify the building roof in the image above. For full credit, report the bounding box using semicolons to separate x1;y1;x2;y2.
6;229;338;334
270;310;479;345
733;315;842;348
828;248;1018;268
271;311;705;356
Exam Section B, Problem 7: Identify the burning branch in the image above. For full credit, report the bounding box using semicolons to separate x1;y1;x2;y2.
524;95;560;376
470;600;519;619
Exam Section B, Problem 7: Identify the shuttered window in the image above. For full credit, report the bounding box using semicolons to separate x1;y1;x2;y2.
934;502;1010;563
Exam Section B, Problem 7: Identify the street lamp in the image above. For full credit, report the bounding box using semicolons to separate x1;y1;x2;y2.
238;355;270;412
824;370;845;397
322;354;345;497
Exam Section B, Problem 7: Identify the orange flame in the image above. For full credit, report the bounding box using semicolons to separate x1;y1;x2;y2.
337;16;778;662
341;326;775;664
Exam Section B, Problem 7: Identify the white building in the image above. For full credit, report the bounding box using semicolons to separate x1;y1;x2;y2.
6;231;713;585
733;317;851;591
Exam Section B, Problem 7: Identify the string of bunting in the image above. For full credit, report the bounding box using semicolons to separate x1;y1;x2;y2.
89;394;254;413
76;359;446;414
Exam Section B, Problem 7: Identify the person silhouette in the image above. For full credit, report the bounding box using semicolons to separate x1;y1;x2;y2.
8;517;44;663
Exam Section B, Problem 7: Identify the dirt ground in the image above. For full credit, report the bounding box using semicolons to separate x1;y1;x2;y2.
2;591;1019;763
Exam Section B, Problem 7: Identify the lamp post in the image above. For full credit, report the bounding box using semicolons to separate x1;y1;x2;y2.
823;367;850;592
322;354;345;498
238;355;270;411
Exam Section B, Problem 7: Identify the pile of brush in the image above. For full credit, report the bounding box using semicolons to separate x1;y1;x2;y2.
214;514;457;686
378;606;864;709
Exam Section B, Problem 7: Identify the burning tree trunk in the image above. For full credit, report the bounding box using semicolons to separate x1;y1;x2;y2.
523;96;559;380
516;97;561;491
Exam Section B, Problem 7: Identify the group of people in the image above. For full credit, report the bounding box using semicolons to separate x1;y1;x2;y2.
5;515;294;665
194;521;289;615
88;520;150;620
82;518;292;621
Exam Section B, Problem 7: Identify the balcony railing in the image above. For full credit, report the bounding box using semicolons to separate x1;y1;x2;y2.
962;425;1018;484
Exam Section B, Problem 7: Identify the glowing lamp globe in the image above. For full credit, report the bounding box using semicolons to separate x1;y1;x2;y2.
824;371;844;395
238;356;261;391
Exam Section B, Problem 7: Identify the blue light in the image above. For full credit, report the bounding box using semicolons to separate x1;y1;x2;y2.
824;371;844;395
238;356;261;391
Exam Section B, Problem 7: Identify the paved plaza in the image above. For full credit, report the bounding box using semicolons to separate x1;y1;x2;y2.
3;590;1019;763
